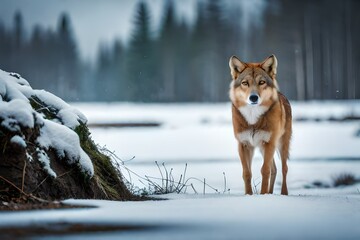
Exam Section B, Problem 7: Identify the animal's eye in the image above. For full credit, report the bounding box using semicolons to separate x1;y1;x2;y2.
242;81;249;86
259;80;266;85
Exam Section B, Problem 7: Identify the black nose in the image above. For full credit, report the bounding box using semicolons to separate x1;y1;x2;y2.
249;95;259;103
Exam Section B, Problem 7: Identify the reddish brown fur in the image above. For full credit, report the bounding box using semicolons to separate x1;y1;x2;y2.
229;55;292;195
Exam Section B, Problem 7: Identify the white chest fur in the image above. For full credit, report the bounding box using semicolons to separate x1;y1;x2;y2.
237;130;271;147
239;105;268;125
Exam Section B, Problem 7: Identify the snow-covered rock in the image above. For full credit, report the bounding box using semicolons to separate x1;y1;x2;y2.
0;69;94;177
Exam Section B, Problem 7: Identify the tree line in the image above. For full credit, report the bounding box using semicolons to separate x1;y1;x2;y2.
0;0;359;102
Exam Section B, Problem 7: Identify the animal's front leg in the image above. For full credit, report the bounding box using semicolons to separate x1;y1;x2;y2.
260;142;276;194
238;143;254;195
269;158;277;194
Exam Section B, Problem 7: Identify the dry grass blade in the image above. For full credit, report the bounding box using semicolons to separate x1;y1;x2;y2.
332;172;358;187
99;146;230;196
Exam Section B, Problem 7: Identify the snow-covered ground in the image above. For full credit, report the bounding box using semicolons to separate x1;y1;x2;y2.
1;102;360;239
77;102;360;190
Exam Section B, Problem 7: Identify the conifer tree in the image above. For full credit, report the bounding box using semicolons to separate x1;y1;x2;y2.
56;13;80;100
13;11;24;49
112;40;127;100
158;0;177;101
126;1;159;102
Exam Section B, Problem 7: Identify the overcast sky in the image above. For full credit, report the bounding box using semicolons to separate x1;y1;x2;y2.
0;0;270;61
0;0;197;60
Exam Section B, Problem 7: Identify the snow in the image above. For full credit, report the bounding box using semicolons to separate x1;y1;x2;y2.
74;103;360;197
66;194;360;240
58;108;87;129
1;98;360;238
73;101;360;127
0;99;34;130
21;89;88;129
37;119;94;175
0;69;93;177
10;135;26;148
0;69;87;129
85;120;360;163
0;192;359;239
72;102;231;127
69;101;360;174
37;148;57;178
292;100;360;120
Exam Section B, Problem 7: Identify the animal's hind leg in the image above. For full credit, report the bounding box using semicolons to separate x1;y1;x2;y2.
280;158;288;195
280;140;290;195
269;158;277;194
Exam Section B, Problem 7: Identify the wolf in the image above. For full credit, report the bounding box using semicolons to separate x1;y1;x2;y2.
228;55;292;195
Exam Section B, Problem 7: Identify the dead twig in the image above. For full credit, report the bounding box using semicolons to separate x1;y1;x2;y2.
57;168;75;178
0;175;48;203
203;178;206;195
191;183;197;194
223;172;230;194
253;177;261;194
21;158;27;192
31;176;49;193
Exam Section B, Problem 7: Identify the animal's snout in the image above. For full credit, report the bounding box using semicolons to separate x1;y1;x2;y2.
249;94;259;104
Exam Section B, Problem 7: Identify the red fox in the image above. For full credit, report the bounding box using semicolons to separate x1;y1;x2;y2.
229;55;292;195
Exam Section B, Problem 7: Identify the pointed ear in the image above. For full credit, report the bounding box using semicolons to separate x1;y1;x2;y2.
261;55;278;78
229;56;246;80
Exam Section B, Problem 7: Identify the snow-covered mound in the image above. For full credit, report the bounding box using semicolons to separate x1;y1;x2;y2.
0;69;94;177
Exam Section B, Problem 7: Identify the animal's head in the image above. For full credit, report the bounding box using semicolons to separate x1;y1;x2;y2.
229;55;279;108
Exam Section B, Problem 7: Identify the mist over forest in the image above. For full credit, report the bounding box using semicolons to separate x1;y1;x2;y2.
0;0;359;102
